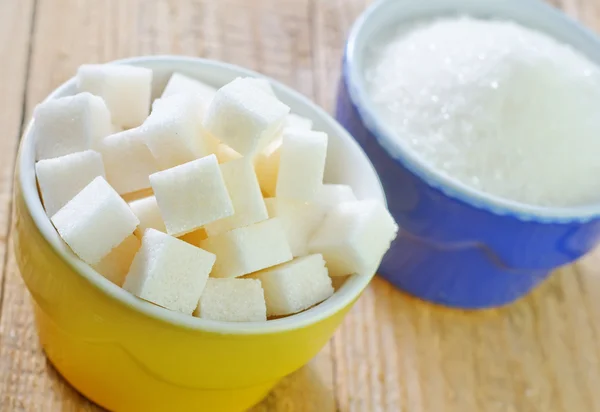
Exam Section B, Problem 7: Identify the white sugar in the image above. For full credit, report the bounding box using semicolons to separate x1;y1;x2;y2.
365;18;600;207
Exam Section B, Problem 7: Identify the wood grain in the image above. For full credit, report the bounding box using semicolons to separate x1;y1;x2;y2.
0;2;38;409
0;0;35;303
1;0;600;411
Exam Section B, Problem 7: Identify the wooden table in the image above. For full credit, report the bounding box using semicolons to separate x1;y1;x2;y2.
1;0;600;411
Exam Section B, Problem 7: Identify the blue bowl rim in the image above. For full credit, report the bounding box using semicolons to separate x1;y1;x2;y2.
343;0;600;224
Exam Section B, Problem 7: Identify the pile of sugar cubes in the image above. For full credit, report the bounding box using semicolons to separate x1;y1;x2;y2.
33;64;398;322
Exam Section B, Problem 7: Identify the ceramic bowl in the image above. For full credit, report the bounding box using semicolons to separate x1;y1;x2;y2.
14;56;386;412
337;0;600;308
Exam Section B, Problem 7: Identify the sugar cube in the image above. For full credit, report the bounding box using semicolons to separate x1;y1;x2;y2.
51;176;140;265
178;228;208;247
194;278;266;322
87;96;114;148
200;218;293;278
276;129;328;201
204;131;221;155
248;254;333;317
284;113;312;131
245;77;275;96
142;93;212;169
129;196;166;234
316;184;357;209
35;150;106;216
204;158;268;236
204;77;289;155
254;115;311;185
33;92;112;160
77;64;152;128
254;138;281;197
123;229;215;314
161;72;217;104
150;154;234;236
99;128;159;194
215;143;242;164
264;198;325;257
309;200;398;276
93;234;141;286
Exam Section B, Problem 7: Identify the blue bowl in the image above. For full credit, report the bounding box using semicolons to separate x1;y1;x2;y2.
337;0;600;309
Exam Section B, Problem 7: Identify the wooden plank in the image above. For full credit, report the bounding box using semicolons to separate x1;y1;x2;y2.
322;263;600;412
0;0;36;305
311;0;370;112
0;1;38;409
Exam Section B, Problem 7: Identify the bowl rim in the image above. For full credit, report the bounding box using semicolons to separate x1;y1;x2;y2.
18;55;386;335
344;0;600;223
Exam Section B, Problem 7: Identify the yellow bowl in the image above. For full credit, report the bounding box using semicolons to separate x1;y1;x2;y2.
14;56;387;412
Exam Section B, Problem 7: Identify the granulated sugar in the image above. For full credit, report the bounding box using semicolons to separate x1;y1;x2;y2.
365;17;600;207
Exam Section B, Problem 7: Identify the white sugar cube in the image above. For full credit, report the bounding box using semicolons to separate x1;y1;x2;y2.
93;234;141;286
204;77;289;155
204;158;268;236
194;278;266;322
253;115;311;188
161;72;217;104
204;132;221;155
129;196;166;234
123;229;215;314
254;138;281;197
150;154;234;236
276;129;328;201
284;113;312;131
246;77;275;96
316;184;357;209
77;64;152;128
51;177;140;265
87;96;114;148
309;200;398;276
33;92;112;160
142;93;211;169
264;198;325;257
248;254;333;317
215;143;242;163
99;128;159;195
200;218;292;278
35;150;106;216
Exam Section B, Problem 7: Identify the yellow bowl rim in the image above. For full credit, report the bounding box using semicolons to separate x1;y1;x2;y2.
18;55;387;335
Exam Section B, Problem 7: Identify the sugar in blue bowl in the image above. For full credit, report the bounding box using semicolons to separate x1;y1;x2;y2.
336;0;600;309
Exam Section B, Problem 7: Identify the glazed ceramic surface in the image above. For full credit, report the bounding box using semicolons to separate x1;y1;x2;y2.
337;0;600;308
14;56;386;412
